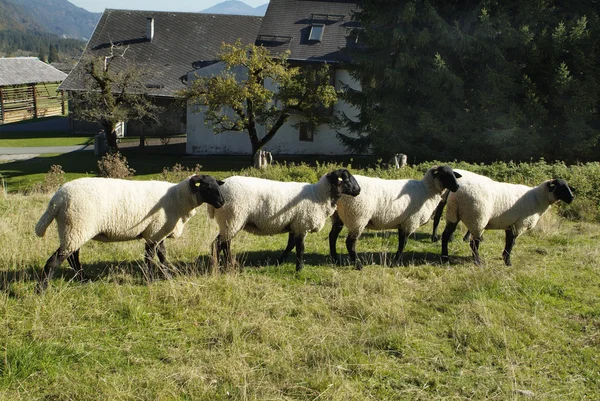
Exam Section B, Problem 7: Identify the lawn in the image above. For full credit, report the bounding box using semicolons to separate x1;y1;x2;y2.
0;188;598;400
0;131;93;148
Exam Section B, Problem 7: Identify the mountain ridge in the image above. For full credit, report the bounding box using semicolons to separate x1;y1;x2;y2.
200;0;268;16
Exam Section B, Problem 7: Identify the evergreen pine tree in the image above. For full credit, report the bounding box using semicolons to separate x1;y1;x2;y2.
48;45;59;63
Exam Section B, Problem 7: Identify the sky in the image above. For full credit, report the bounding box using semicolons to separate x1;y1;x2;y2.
68;0;268;13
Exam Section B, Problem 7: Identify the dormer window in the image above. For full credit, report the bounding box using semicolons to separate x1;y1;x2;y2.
309;24;325;41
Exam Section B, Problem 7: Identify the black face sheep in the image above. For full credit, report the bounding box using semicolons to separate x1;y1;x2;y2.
441;178;574;266
431;168;493;242
207;169;361;272
329;165;462;269
35;175;225;289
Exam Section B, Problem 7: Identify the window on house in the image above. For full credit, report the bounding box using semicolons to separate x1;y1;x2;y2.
309;24;325;41
299;125;314;142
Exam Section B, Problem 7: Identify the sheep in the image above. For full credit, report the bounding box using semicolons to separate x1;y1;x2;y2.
207;169;361;272
431;169;493;242
329;165;462;269
35;174;225;289
441;178;574;266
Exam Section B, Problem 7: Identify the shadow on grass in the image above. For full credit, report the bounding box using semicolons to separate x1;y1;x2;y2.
343;231;433;242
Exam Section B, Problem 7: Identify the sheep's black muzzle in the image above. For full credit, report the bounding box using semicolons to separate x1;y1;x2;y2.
550;179;574;204
342;173;361;197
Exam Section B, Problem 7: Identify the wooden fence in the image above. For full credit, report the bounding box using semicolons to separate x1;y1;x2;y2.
0;82;67;124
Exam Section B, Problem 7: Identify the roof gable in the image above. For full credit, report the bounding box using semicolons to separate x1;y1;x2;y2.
59;9;263;97
0;57;67;86
256;0;360;63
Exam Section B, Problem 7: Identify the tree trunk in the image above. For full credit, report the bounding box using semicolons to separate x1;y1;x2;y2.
106;130;119;151
101;120;119;152
139;125;146;148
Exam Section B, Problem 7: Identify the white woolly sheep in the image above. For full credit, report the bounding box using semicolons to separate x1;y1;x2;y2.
35;175;225;289
329;165;462;269
431;169;493;242
208;169;361;272
441;178;574;266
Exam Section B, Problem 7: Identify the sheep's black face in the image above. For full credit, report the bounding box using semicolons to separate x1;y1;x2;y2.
433;166;461;192
548;179;574;204
189;175;226;208
327;169;361;199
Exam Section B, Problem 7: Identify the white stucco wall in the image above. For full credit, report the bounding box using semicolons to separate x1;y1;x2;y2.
186;65;362;155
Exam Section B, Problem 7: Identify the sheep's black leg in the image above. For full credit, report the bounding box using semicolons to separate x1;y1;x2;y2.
155;240;173;279
328;213;344;263
345;234;362;270
431;200;446;242
393;229;409;266
144;242;158;280
277;233;295;264
157;240;167;264
502;230;516;266
463;230;471;242
470;237;482;266
441;222;458;262
294;234;306;272
211;235;222;267
37;248;69;292
222;238;234;271
67;249;87;282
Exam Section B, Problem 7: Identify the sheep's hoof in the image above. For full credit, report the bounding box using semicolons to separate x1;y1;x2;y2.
354;261;363;271
295;263;304;272
390;258;403;267
329;254;342;266
431;235;440;243
441;255;450;264
35;281;48;294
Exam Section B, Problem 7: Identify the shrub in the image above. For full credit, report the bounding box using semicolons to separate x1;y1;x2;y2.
160;163;203;183
29;165;65;194
97;152;135;179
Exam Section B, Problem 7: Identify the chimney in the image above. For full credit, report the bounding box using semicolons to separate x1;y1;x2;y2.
146;17;154;42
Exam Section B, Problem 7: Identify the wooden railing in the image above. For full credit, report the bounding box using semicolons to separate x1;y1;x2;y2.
0;82;67;124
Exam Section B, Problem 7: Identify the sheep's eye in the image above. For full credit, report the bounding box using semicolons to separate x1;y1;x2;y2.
338;177;343;182
195;182;201;187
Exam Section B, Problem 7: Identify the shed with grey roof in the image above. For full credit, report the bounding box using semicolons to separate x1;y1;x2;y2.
0;57;67;124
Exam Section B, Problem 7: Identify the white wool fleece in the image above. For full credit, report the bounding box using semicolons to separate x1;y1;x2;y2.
337;169;447;237
207;175;337;239
445;179;559;239
35;177;199;253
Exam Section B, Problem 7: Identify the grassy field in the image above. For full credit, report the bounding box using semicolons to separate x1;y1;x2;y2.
0;131;93;148
0;190;598;400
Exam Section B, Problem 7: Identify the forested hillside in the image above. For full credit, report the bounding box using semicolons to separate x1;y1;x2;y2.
0;30;86;60
0;0;95;60
4;0;100;40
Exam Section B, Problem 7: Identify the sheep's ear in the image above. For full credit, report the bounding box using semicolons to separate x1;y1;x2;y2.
453;171;462;179
217;180;225;186
547;180;556;192
189;175;201;191
326;171;340;184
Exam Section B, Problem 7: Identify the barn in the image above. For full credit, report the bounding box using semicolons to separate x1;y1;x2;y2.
0;57;67;125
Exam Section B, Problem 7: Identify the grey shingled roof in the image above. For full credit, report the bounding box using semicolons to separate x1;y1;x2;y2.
0;57;67;86
256;0;359;63
59;10;263;97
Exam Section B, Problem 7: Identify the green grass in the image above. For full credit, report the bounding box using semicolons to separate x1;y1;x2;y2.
0;193;598;400
0;131;93;148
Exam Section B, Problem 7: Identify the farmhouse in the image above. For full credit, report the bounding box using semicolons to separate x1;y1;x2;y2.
0;57;67;125
59;9;263;136
186;0;362;155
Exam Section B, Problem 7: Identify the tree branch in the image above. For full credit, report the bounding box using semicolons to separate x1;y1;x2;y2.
258;111;290;148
